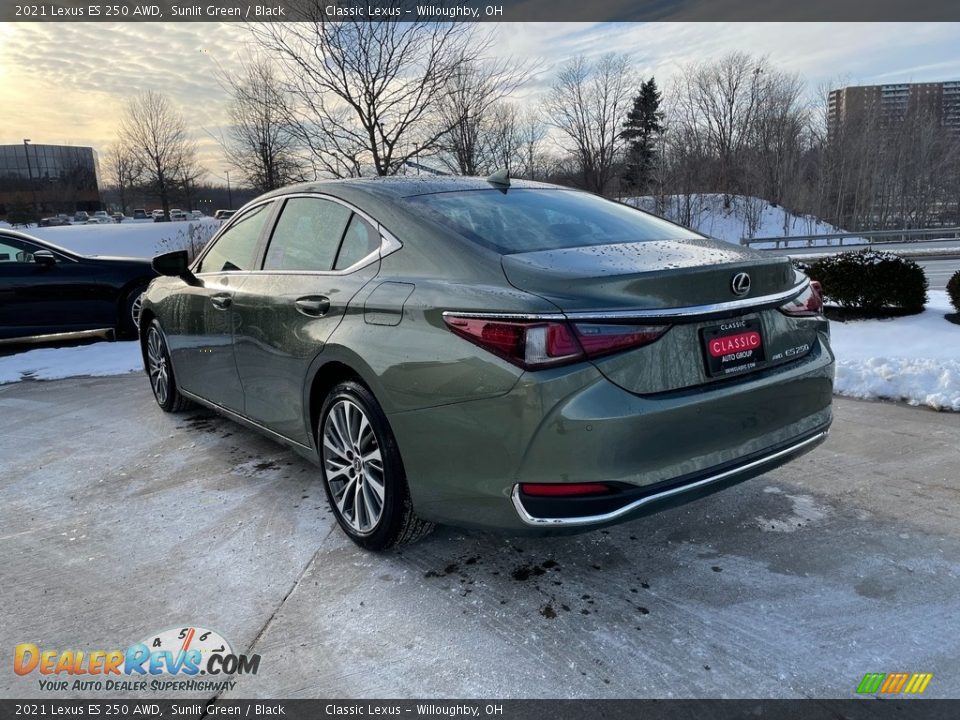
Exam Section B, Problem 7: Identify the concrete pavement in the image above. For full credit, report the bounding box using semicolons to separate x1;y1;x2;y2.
1;375;958;699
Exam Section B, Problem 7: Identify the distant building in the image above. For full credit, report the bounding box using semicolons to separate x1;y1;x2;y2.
827;81;960;138
0;143;102;218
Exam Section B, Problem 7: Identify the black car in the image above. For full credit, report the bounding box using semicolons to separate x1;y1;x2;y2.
0;229;157;341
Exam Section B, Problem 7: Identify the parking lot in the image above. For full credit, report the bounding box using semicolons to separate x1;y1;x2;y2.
2;374;959;698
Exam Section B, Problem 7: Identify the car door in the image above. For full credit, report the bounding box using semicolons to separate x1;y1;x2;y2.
165;201;275;412
0;235;113;339
231;195;382;445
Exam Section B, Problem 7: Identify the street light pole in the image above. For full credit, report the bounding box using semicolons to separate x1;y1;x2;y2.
225;170;233;210
23;139;39;221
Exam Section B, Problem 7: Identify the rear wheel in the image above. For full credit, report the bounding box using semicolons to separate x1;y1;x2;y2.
319;380;433;551
145;321;192;413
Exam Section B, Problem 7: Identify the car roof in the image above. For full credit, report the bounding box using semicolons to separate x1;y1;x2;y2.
258;175;564;202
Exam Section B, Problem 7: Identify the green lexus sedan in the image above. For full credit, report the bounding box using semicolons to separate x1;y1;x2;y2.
139;176;834;550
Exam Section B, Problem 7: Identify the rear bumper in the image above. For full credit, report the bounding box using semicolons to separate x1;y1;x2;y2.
511;426;829;527
389;331;834;534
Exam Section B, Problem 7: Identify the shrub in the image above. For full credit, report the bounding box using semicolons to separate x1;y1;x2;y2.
804;249;928;314
4;202;36;227
948;269;960;314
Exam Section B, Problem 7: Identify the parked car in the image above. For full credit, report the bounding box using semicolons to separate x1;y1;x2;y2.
213;209;236;220
151;210;165;220
73;211;90;223
170;209;188;221
141;177;834;550
190;210;203;220
93;211;111;221
133;209;148;220
38;215;71;227
112;213;124;223
0;229;157;341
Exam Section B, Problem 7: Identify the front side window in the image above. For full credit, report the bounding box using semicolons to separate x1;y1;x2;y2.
403;189;703;254
0;237;44;263
198;202;272;273
263;197;351;272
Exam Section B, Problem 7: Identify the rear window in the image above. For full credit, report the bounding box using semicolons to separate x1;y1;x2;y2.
403;189;701;254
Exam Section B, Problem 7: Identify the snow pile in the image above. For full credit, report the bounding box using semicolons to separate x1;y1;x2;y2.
829;290;960;411
0;341;143;385
0;218;221;259
626;194;850;246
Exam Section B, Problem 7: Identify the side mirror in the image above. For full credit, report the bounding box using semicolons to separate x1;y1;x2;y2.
33;250;56;267
152;250;199;285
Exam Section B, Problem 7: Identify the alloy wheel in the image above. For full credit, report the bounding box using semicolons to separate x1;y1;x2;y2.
146;326;170;406
322;399;385;535
131;292;144;329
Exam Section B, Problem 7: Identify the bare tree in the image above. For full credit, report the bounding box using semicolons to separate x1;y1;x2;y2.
544;53;633;194
515;108;548;180
101;142;143;215
437;58;535;175
120;91;198;218
248;16;483;177
674;52;769;207
219;57;308;192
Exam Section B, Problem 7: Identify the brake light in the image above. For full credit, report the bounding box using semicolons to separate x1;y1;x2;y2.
443;315;669;369
778;282;823;317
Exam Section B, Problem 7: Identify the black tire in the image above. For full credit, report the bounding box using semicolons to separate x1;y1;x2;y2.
318;380;434;551
145;320;192;413
118;285;147;340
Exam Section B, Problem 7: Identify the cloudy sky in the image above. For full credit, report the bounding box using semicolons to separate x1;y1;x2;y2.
1;21;959;182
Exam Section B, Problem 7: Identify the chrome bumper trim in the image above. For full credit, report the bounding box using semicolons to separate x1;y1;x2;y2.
511;429;829;527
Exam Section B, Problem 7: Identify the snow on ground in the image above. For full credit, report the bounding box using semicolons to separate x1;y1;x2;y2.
0;341;143;385
0;218;221;258
627;194;852;247
829;290;960;411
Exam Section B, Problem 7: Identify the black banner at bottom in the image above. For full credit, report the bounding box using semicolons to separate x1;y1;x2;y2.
1;699;959;720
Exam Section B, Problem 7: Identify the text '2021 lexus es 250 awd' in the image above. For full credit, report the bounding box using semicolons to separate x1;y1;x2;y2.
139;176;834;550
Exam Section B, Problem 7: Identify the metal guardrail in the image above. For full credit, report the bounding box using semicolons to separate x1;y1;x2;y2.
740;226;960;249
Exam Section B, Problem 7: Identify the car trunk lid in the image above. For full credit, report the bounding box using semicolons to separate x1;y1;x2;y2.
500;238;797;312
500;238;817;394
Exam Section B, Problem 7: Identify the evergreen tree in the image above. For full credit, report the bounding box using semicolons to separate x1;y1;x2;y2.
620;77;664;193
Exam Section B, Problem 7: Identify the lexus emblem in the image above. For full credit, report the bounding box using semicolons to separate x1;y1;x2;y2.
731;272;751;296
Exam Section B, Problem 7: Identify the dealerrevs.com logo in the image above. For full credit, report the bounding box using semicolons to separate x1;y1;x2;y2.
14;626;260;693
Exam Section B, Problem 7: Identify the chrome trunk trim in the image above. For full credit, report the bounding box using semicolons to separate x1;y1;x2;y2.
445;280;809;323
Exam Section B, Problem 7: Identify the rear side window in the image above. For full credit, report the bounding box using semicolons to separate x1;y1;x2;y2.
199;203;272;273
263;197;351;272
334;215;380;270
403;189;702;254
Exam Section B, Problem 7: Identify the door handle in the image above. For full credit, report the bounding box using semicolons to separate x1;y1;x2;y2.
295;296;330;317
210;293;232;310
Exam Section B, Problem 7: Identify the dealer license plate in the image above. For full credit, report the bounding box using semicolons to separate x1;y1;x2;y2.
700;319;766;377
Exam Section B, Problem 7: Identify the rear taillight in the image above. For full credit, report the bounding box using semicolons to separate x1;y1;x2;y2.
778;282;823;317
443;315;669;370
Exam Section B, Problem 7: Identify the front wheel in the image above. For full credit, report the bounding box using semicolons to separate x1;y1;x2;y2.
145;321;192;413
319;381;434;551
118;286;147;339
